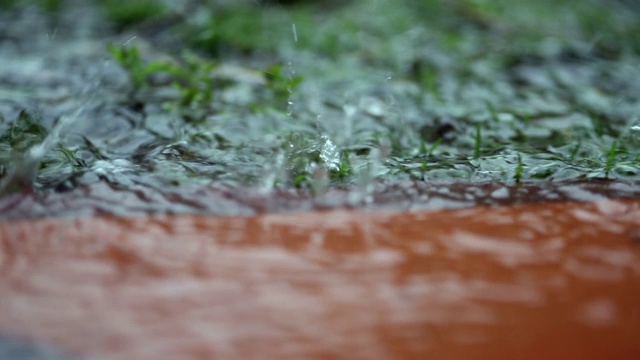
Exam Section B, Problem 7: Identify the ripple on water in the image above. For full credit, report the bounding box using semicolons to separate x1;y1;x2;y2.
2;179;640;220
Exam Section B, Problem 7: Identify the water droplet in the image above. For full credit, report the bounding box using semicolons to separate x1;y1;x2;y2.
319;134;340;171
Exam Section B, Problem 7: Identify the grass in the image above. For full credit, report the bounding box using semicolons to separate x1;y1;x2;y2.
99;0;166;30
0;0;639;194
514;153;524;183
0;110;48;153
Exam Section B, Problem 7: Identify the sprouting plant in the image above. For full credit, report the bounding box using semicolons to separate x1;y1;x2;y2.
417;137;442;178
293;173;308;187
421;138;442;156
109;44;219;111
419;140;427;155
332;150;352;180
514;153;523;183
108;44;150;91
264;63;303;105
0;109;48;153
109;44;187;89
55;144;87;170
474;122;482;159
171;52;217;110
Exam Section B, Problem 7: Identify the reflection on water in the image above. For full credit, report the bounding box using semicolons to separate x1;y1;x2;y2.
0;200;639;359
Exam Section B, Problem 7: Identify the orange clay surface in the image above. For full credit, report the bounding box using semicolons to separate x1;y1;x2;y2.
1;200;639;359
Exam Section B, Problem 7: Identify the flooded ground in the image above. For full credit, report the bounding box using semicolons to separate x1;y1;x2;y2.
1;0;640;217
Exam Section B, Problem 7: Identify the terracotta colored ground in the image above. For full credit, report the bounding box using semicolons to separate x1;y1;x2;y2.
0;199;639;359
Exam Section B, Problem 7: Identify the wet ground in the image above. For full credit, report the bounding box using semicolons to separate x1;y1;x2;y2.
1;0;640;217
2;179;640;220
1;1;640;359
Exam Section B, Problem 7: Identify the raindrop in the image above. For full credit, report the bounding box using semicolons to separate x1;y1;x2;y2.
285;61;297;116
291;23;298;43
123;36;137;46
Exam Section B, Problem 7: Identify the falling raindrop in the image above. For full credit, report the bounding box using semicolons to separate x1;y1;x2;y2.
291;23;298;43
285;61;297;117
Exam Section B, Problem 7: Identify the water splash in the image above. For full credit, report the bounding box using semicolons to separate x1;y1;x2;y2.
319;134;340;171
349;141;390;205
310;164;329;201
285;61;297;117
0;107;86;196
260;151;287;194
0;54;111;196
